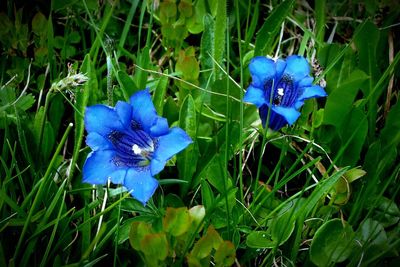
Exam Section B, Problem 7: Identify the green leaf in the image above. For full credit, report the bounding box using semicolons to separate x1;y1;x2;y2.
254;0;295;56
32;12;47;35
214;241;236;267
338;107;368;166
152;71;168;115
314;0;326;44
372;196;400;228
129;221;154;251
201;180;214;210
163;207;191;237
343;167;366;183
200;14;215;72
356;218;388;260
310;219;355;266
189;205;206;229
323;69;368;127
213;0;226;78
297;168;348;217
246;231;275;248
178;94;198;195
141;233;169;260
116;70;138;100
134;47;150;89
190;226;223;259
270;208;296;246
380;99;400;154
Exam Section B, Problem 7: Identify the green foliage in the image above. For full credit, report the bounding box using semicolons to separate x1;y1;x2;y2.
129;206;235;266
310;219;356;266
1;0;399;266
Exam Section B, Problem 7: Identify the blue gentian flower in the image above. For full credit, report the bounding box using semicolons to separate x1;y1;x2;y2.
82;89;192;205
244;55;327;130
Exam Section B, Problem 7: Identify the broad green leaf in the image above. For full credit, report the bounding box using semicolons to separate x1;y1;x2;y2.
141;233;169;260
246;231;275;248
356;218;388;260
178;94;198;195
372;196;400;228
380;99;400;154
129;221;154;251
310;219;355;266
116;70;138;100
214;241;236;267
134;47;150;89
152;71;168;115
201;180;214;210
32;12;47;35
254;0;295;56
213;0;226;79
323;69;368;127
338;107;368;166
270;208;296;246
200;14;214;72
190;226;223;259
189;205;206;229
343;167;366;183
354;20;380;139
163;207;191;237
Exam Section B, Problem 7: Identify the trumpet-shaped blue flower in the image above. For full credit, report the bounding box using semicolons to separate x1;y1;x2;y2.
244;55;327;130
83;89;192;205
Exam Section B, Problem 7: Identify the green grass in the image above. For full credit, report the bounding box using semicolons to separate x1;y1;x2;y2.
1;0;400;266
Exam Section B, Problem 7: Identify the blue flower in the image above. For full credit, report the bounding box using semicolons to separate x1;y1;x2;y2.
244;55;327;131
82;89;192;205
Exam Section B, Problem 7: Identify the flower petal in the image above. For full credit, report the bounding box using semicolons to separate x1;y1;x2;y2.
85;105;125;136
124;168;158;205
284;55;310;81
151;127;192;175
83;150;119;184
115;101;133;129
298;76;314;87
272;106;301;125
249;57;276;87
108;168;127;184
130;89;158;131
275;59;286;78
244;85;267;108
298;85;327;101
259;105;286;130
86;132;114;151
150;117;169;137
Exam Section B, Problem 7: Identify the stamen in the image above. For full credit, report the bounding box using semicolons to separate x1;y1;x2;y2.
132;144;142;155
277;88;284;96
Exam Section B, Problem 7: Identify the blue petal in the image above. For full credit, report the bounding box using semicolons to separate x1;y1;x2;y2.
115;101;133;129
298;76;314;87
130;89;159;132
83;150;119;184
244;85;267;108
284;55;310;81
272;106;301;125
150;117;170;137
259;105;286;130
298;85;327;101
124;168;158;205
275;59;286;78
86;132;114;151
249;57;276;87
151;127;192;175
85;105;125;136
